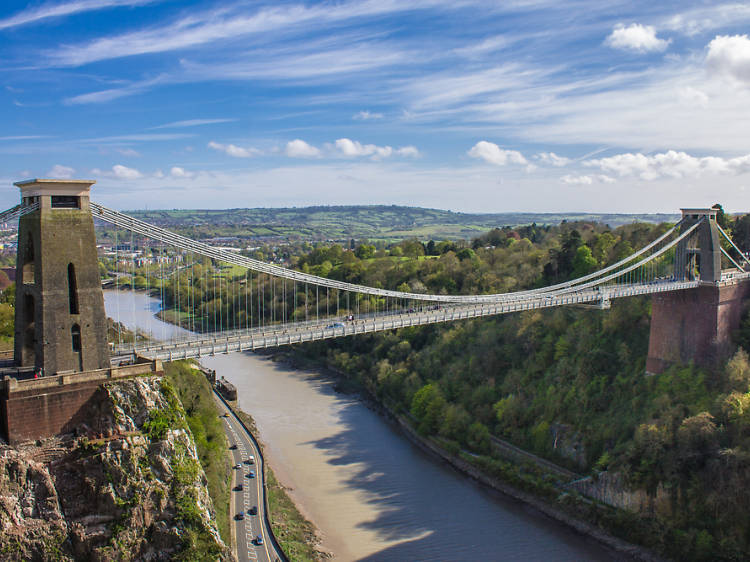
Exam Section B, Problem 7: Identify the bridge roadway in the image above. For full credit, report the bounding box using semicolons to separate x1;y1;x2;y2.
114;278;714;361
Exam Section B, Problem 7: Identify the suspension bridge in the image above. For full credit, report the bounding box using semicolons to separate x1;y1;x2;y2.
4;179;750;370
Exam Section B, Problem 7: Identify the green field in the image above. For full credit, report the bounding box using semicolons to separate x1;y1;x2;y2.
122;205;679;243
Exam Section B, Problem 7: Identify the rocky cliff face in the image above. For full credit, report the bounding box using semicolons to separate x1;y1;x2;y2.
0;376;232;561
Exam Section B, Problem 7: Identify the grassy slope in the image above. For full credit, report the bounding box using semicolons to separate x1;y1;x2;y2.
164;361;232;545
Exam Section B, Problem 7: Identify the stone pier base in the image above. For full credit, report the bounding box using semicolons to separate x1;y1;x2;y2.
0;358;162;444
646;281;750;374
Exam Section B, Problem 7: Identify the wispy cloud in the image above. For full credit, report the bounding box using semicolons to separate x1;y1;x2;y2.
64;75;167;104
0;0;157;31
151;118;236;129
85;133;195;142
353;110;383;120
44;1;451;67
560;174;615;185
0;135;52;141
47;164;75;178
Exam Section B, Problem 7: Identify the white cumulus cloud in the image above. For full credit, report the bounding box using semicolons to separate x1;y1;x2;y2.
584;150;750;180
208;141;261;158
112;164;142;179
706;34;750;85
396;146;420;158
285;139;321;158
333;138;419;160
467;141;527;166
605;23;670;53
48;164;75;178
170;166;193;178
535;152;570;167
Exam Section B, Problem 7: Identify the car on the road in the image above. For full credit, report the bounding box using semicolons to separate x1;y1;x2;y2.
229;444;237;450
244;456;255;465
235;483;243;491
246;471;255;478
254;535;263;545
249;506;257;515
234;463;242;469
326;322;345;329
235;511;245;520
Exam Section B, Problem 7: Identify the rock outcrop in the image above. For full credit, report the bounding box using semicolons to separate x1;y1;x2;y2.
0;376;231;561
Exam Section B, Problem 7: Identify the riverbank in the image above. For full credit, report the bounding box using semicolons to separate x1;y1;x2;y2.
274;349;664;562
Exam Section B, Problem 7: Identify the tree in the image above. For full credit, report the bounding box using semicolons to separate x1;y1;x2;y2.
713;203;730;229
466;421;491;454
571;245;597;278
355;244;375;259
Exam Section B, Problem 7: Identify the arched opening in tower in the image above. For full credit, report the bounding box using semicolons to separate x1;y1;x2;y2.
22;236;34;285
68;263;79;315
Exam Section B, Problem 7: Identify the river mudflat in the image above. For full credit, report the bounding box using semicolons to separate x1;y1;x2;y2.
105;290;625;561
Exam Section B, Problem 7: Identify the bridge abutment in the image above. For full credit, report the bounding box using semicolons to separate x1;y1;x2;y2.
646;280;750;374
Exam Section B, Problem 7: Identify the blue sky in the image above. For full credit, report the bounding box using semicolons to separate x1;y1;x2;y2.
2;0;750;213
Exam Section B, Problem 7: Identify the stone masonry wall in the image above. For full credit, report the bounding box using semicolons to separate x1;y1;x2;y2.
646;281;750;374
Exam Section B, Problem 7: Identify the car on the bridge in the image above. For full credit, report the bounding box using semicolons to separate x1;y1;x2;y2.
236;483;244;491
244;456;255;465
229;444;237;450
254;535;263;545
236;511;245;520
249;506;257;515
234;463;242;469
326;322;345;329
247;470;255;478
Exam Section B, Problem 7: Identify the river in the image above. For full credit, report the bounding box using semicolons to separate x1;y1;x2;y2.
104;290;626;561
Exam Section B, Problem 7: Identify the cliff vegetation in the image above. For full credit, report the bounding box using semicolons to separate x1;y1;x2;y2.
0;376;231;561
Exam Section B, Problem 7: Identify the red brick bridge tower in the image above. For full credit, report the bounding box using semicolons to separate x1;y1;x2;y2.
646;208;750;374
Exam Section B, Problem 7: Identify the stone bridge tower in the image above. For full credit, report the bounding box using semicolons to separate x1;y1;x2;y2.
13;179;110;375
673;207;722;283
646;207;749;374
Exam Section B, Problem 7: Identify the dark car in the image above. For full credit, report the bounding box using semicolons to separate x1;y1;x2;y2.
229;444;237;450
235;511;245;520
236;483;244;491
249;505;257;515
246;470;255;478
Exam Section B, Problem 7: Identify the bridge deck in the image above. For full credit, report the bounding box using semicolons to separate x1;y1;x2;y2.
115;278;713;361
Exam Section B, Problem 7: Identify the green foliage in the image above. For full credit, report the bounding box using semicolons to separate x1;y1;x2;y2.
164;361;231;546
286;214;750;561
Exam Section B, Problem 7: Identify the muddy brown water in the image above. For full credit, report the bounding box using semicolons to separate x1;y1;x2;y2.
105;290;627;561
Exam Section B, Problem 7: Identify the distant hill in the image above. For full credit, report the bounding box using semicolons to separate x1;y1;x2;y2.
125;205;680;243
